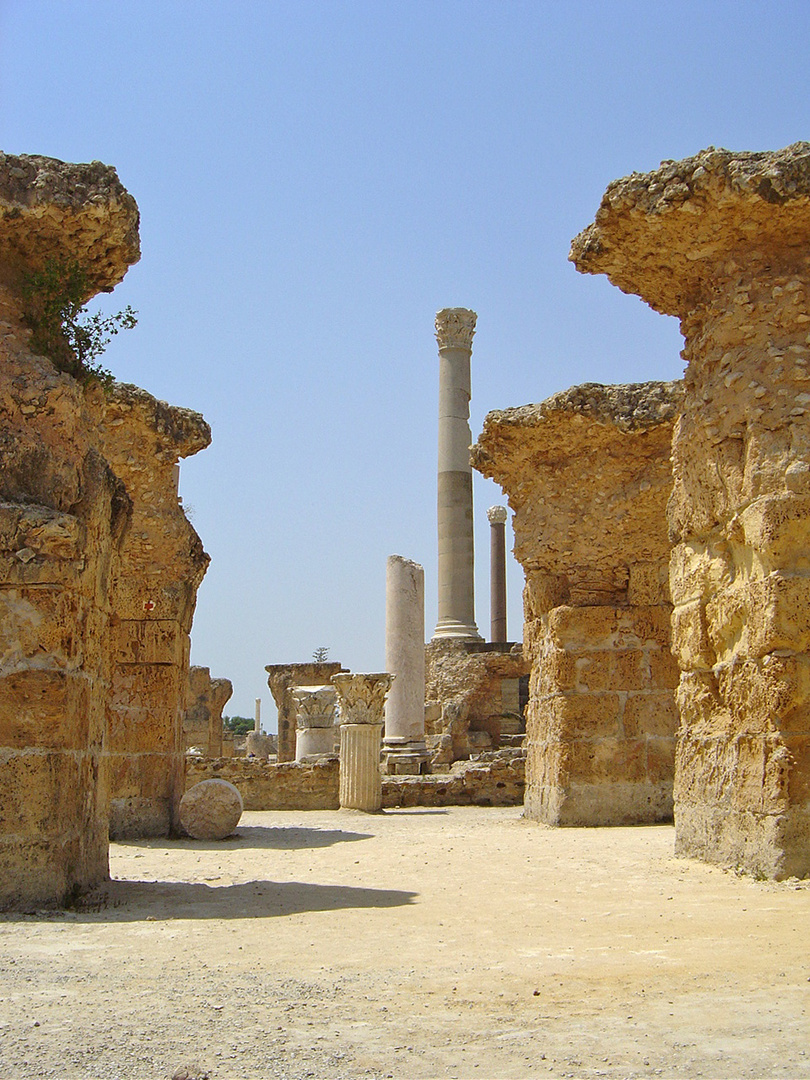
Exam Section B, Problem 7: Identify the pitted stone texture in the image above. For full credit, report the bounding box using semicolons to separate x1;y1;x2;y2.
569;143;810;317
573;144;810;876
473;382;680;826
102;384;210;840
0;152;140;294
179;779;243;840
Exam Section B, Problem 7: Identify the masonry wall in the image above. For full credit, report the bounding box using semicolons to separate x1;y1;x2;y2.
473;382;681;826
101;387;210;840
570;143;810;877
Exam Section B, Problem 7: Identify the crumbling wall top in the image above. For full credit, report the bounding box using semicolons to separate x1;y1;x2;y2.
0;152;140;295
569;142;810;315
103;384;211;461
471;380;683;479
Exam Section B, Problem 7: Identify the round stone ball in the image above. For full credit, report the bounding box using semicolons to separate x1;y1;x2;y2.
179;779;243;840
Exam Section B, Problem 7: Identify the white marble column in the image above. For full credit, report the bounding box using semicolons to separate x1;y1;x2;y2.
433;307;481;641
383;555;429;773
292;685;339;759
333;673;393;811
487;505;508;643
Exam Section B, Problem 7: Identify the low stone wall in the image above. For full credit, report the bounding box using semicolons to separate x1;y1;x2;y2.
185;757;340;811
383;750;525;808
185;749;525;811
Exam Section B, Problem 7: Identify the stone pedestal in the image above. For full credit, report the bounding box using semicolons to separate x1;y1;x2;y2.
488;506;508;643
433;308;481;641
333;673;393;811
570;143;810;877
292;684;339;760
383;556;429;774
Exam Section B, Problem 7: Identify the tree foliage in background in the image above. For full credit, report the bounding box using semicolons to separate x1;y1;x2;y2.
312;646;330;662
20;258;137;386
223;715;255;737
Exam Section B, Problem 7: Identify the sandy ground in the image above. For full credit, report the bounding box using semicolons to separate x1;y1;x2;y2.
0;806;808;1080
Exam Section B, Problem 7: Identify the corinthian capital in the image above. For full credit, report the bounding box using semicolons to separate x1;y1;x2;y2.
435;308;477;351
487;505;507;526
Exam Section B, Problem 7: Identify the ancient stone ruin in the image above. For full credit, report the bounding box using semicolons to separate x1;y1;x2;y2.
266;660;347;762
183;665;233;757
570;143;810;877
0;153;209;908
103;387;210;840
473;382;681;825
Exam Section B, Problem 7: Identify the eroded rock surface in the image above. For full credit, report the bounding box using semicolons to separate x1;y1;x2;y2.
0;153;208;908
572;144;810;876
183;666;233;757
472;382;681;825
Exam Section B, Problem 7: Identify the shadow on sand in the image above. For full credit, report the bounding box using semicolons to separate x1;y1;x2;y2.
48;877;418;922
114;825;373;853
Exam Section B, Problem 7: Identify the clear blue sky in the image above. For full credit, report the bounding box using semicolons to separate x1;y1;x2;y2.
3;1;809;723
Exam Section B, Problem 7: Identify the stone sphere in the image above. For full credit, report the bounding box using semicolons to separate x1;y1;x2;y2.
179;779;243;840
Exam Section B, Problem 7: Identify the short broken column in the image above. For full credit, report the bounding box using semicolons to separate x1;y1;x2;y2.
487;506;508;643
383;555;429;774
472;383;681;826
333;673;394;811
570;143;810;877
292;685;339;760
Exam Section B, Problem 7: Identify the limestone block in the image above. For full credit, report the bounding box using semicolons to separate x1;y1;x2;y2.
671;599;715;671
623;691;680;739
107;665;182;754
112;619;182;665
547;606;617;650
669;541;733;607
739;494;810;570
179;779;243;840
0;670;90;750
544;693;623;741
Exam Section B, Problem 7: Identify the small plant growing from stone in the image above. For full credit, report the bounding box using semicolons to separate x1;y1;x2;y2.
312;646;330;663
20;257;137;386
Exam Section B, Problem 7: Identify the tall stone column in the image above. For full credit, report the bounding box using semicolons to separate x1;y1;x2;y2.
292;685;339;759
433;308;481;641
383;556;429;774
487;506;508;643
570;143;810;878
333;673;393;811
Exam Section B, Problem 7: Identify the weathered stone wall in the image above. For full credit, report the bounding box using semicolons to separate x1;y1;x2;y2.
571;144;810;877
186;756;341;811
0;154;137;909
425;640;529;764
102;388;210;840
472;383;681;825
185;749;525;810
183;666;233;756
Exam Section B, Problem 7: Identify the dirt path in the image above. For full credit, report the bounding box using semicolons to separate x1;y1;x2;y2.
1;806;808;1080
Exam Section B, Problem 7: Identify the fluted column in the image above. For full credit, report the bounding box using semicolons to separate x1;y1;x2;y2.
292;684;339;759
432;307;481;641
333;673;393;811
487;505;508;643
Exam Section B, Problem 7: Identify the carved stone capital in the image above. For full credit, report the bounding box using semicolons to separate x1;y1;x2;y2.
291;684;338;729
435;308;477;351
332;673;394;725
487;505;507;526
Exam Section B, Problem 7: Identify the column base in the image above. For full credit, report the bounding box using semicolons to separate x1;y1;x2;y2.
431;618;482;642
